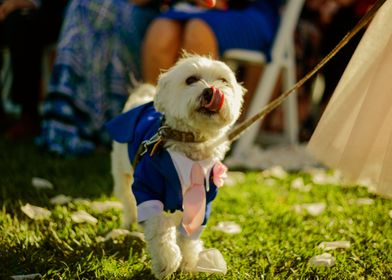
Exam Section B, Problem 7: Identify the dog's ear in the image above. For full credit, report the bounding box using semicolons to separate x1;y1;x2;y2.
237;82;247;97
154;71;169;113
233;81;247;114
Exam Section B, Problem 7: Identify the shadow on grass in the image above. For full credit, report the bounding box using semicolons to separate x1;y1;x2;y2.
0;228;149;279
0;139;157;279
0;138;114;205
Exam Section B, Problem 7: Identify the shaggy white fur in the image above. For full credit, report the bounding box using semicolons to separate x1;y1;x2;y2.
111;54;245;279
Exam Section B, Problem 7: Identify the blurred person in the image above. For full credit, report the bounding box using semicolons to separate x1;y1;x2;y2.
37;0;219;156
0;0;68;138
37;0;162;156
319;0;376;103
142;0;281;84
295;0;376;140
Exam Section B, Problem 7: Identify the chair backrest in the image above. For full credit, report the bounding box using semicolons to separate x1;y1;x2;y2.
271;0;305;65
224;0;306;166
223;0;305;66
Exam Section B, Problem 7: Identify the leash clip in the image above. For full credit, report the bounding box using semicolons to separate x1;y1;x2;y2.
139;125;169;157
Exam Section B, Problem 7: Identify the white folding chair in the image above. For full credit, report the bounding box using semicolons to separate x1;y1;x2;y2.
223;0;305;165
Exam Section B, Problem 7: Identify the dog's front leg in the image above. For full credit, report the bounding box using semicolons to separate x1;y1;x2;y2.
143;213;182;279
177;233;204;271
111;142;137;229
117;173;137;229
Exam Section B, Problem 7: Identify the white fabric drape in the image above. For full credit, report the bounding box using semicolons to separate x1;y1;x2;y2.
307;0;392;198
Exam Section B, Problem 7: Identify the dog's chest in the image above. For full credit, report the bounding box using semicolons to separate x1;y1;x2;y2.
168;149;216;192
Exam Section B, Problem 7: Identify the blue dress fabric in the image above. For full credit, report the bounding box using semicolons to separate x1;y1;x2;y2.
160;0;280;58
106;102;218;225
37;0;160;155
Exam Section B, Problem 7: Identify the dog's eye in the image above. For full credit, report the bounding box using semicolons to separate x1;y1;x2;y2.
218;77;228;83
185;76;200;85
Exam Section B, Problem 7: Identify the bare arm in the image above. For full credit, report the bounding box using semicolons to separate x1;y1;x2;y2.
195;0;217;8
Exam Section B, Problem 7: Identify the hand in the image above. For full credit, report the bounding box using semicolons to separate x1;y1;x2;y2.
0;0;37;21
195;0;216;8
201;0;216;7
195;0;229;9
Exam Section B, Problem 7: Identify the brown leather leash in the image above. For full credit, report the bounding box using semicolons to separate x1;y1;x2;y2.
132;124;207;167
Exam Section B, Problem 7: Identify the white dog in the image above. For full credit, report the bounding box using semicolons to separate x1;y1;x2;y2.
107;54;245;279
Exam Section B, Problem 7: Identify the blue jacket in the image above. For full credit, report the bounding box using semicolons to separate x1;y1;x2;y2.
106;102;218;225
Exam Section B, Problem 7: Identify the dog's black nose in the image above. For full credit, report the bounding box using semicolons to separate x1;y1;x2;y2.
202;87;213;103
200;86;225;112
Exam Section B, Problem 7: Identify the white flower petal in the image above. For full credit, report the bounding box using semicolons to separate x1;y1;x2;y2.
293;203;326;216
263;178;277;187
31;177;53;190
309;253;335;267
349;198;374;205
71;210;97;224
318;241;351;251
194;248;227;274
307;168;342;185
262;165;287;179
73;198;91;205
50;194;72;205
213;221;241;234
291;178;312;192
11;273;42;280
90;201;123;213
104;229;144;242
224;171;246;187
21;203;51;220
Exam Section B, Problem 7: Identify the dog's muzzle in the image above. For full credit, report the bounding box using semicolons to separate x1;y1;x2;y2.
200;86;224;112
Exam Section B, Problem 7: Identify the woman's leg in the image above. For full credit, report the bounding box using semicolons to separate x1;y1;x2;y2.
182;18;218;58
142;18;182;84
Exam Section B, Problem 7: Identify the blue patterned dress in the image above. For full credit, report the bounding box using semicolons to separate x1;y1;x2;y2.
37;0;160;155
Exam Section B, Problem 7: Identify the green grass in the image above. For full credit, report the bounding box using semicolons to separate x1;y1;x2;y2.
0;138;391;279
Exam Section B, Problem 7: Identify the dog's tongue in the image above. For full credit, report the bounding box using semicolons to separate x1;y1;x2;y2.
204;87;224;112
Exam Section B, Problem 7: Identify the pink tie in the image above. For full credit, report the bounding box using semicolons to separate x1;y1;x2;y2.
182;163;206;235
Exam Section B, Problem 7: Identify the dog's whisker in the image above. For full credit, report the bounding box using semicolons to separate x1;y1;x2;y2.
200;79;210;88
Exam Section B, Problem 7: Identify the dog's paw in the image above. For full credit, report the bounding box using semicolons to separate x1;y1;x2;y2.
180;258;198;272
151;244;182;279
120;214;136;230
178;238;203;272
